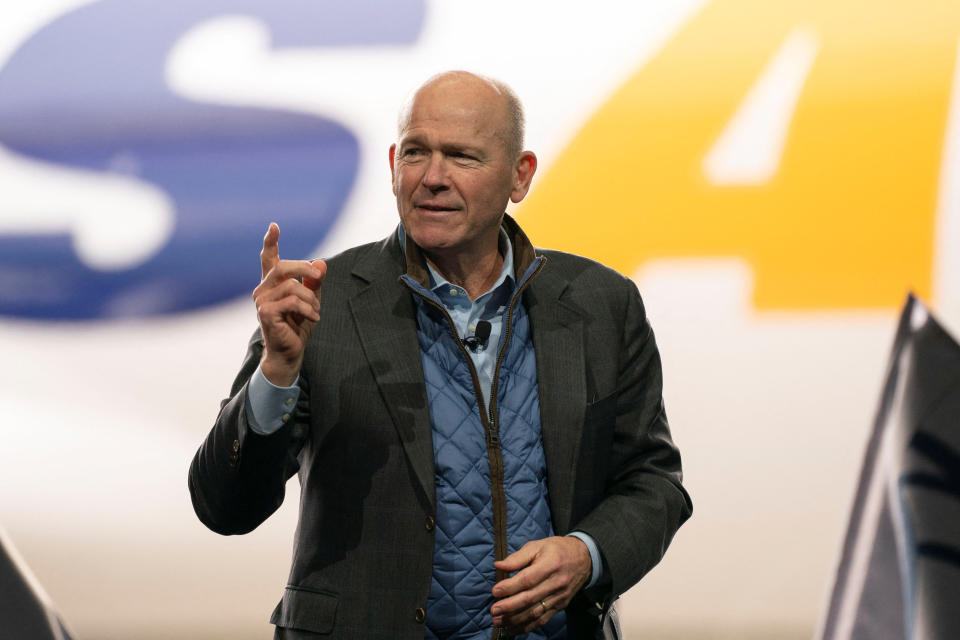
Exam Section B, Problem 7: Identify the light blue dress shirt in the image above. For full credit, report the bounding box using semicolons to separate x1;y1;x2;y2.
245;228;602;588
421;231;514;409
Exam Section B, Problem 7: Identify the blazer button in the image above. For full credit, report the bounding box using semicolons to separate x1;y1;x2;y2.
414;607;426;623
425;516;435;532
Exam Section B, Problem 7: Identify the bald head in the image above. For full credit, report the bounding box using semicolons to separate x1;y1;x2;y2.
388;70;538;270
397;71;526;160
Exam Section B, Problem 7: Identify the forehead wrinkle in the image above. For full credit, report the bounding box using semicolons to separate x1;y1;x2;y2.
396;72;515;149
401;111;499;150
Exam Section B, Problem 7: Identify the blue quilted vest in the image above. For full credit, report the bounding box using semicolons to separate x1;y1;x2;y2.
401;258;567;640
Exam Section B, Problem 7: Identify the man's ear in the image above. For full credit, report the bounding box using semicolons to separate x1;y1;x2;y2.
510;151;538;203
389;144;398;196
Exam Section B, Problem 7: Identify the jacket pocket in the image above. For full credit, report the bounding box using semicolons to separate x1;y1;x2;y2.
577;392;617;494
584;392;616;425
270;585;339;634
582;392;616;452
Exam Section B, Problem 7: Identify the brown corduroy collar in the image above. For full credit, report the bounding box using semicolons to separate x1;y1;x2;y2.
400;213;539;290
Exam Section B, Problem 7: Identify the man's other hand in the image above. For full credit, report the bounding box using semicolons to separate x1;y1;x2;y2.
254;223;326;386
490;536;592;634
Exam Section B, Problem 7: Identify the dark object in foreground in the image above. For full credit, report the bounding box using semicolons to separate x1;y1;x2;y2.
0;528;75;640
818;293;960;640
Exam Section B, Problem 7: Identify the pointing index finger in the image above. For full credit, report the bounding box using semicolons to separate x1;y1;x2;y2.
261;222;280;280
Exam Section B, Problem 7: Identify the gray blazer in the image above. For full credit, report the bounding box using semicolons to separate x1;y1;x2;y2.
188;217;692;638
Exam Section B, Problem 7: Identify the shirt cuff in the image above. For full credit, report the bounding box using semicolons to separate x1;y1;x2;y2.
566;531;602;589
245;365;301;435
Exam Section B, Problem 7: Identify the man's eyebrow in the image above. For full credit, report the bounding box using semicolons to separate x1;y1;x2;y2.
397;139;420;149
398;136;485;157
440;142;484;156
397;132;427;147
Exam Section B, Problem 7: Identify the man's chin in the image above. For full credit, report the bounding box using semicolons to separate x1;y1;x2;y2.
405;222;461;251
413;237;460;256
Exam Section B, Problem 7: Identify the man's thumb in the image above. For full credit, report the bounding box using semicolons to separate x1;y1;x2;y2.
303;259;327;291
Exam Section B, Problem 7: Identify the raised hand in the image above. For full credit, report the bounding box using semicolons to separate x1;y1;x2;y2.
253;223;326;386
490;536;592;634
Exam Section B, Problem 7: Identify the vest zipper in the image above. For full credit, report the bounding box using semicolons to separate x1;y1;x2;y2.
401;256;545;637
483;258;544;584
402;283;493;434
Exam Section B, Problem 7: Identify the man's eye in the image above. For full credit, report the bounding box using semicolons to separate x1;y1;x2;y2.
403;148;424;157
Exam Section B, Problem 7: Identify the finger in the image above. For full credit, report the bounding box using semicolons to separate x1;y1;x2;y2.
496;537;589;599
257;283;321;317
493;564;546;600
259;296;320;324
494;596;542;626
523;606;557;634
508;599;555;634
493;543;549;600
262;260;326;287
494;541;539;575
255;278;321;311
302;259;327;292
498;596;557;633
492;571;561;619
286;297;321;323
260;222;280;280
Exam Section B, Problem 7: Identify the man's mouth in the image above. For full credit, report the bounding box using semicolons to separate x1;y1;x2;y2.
416;203;458;212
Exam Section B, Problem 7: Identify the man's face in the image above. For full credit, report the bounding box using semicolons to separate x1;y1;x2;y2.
390;76;535;261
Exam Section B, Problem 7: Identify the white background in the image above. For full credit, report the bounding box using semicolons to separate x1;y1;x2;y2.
1;1;958;638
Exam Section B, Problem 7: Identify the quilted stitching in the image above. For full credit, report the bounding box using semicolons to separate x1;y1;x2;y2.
410;282;567;640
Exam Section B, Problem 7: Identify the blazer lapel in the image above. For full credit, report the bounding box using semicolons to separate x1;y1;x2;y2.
348;238;436;508
525;263;586;535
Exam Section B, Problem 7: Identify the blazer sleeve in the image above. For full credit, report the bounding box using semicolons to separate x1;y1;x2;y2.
572;277;692;600
188;328;309;535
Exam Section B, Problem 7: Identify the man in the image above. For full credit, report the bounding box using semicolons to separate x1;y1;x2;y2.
189;71;691;639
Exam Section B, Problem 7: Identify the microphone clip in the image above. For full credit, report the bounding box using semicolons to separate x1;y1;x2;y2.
463;320;492;353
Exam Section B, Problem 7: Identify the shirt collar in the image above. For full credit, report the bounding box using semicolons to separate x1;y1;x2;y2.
424;228;515;300
396;224;516;305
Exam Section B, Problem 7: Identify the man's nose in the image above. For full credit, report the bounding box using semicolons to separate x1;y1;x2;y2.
421;152;449;191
